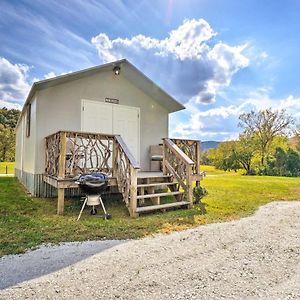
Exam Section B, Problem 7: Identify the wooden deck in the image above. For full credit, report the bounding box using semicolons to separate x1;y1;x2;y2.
44;131;203;217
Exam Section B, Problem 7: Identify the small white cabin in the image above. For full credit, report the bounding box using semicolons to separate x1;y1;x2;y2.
15;59;202;217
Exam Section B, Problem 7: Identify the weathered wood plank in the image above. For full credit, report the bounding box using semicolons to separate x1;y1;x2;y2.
186;164;193;208
43;175;117;189
136;201;189;213
163;139;194;165
137;191;183;199
43;174;58;188
57;188;64;215
45;130;115;140
164;160;187;190
58;132;67;178
129;166;138;217
115;135;140;169
137;182;177;188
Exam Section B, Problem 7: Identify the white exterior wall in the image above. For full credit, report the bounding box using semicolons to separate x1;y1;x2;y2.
35;70;169;173
15;97;37;173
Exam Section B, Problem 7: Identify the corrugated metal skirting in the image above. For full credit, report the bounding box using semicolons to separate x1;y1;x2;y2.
15;169;82;198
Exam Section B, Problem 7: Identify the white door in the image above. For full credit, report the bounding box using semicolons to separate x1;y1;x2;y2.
113;105;139;161
81;100;140;162
81;100;113;134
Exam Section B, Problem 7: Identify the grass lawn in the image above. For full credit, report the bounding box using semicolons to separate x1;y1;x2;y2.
1;167;300;256
0;162;15;174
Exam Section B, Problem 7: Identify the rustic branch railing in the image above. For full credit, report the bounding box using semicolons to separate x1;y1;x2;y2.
170;138;201;175
163;138;201;207
45;131;140;217
45;131;115;178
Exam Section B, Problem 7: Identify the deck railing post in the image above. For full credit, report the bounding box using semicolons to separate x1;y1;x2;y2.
129;166;138;217
112;138;117;177
196;141;201;187
162;139;167;175
186;164;193;208
57;131;67;215
58;132;67;178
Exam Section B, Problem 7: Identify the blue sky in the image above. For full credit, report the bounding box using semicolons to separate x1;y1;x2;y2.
1;0;300;141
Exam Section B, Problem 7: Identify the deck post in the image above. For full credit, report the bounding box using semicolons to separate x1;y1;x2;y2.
112;138;117;177
196;141;201;187
162;139;167;175
57;188;65;215
186;164;193;208
57;132;67;215
129;166;138;217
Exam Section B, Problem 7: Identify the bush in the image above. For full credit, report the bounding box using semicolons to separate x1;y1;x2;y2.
193;186;208;215
193;186;208;203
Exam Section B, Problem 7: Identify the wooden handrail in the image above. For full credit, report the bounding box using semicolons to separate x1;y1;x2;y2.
163;137;202;208
113;135;140;217
170;137;200;143
45;130;115;140
114;135;140;169
170;138;201;176
164;138;194;165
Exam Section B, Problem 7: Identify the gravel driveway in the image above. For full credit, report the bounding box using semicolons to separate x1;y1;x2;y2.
1;201;300;300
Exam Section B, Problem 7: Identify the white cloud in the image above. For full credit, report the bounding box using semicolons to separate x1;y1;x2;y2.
0;100;22;110
43;70;73;79
91;18;249;104
0;57;31;109
171;101;248;140
44;71;57;79
171;87;300;141
260;51;268;60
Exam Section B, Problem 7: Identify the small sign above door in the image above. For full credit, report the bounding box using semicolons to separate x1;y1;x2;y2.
105;97;119;104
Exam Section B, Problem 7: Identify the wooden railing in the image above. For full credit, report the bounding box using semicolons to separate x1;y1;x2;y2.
170;138;201;175
163;138;201;206
113;135;139;216
45;131;140;216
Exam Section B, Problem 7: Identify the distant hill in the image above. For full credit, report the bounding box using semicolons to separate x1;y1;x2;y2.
201;141;220;151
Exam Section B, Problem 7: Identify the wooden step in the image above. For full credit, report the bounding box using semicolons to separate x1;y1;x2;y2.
137;173;172;179
137;182;177;188
136;191;183;200
136;201;189;213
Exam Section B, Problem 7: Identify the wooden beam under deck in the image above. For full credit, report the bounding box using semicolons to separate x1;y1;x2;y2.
43;174;118;189
43;175;118;215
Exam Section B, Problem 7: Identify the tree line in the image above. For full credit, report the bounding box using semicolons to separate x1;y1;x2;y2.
204;109;300;177
0;108;21;162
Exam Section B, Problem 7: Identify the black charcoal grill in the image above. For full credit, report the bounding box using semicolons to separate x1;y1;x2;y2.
76;172;111;221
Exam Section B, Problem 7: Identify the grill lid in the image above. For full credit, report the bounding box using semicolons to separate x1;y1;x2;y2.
78;172;108;184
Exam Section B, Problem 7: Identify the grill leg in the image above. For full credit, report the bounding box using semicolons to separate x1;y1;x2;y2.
77;197;88;221
99;196;107;216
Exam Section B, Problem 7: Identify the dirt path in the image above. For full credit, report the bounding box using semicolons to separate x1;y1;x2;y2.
1;201;300;299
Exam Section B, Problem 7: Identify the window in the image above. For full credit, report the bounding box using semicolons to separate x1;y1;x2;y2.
26;104;31;137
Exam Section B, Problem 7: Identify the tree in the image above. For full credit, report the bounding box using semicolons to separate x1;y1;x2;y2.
0;108;20;128
0;108;21;162
232;134;256;175
0;124;15;161
286;149;300;176
239;109;293;166
274;147;287;176
207;141;240;172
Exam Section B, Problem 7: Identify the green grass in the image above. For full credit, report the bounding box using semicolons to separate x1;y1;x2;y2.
0;162;15;174
1;167;300;256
